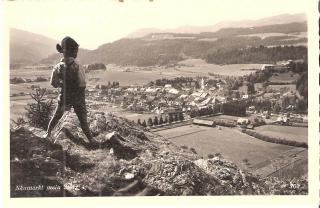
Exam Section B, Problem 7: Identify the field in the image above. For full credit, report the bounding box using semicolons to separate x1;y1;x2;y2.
268;72;300;83
267;84;296;92
156;125;306;173
90;102;158;123
176;59;262;77
253;125;308;144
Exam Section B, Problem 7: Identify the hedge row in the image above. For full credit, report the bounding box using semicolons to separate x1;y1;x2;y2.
243;129;308;148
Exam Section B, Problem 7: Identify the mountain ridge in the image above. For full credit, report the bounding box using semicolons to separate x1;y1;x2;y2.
10;28;58;66
126;13;306;38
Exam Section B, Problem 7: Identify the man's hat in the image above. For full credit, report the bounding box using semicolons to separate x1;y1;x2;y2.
56;36;79;53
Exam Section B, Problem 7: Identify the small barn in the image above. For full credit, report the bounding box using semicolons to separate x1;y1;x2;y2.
192;119;215;127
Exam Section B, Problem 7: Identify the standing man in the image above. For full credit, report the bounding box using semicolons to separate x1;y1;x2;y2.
43;36;94;143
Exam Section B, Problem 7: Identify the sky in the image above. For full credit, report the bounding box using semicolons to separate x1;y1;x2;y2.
5;0;310;49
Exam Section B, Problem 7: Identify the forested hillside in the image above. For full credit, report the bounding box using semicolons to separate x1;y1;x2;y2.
40;22;307;66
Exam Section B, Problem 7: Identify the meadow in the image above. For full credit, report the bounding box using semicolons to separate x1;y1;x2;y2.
268;71;300;83
156;125;304;172
253;125;308;144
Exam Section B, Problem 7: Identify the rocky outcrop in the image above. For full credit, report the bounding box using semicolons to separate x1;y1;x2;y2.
10;111;308;197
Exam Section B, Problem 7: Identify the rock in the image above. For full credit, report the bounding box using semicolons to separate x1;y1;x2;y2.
124;173;135;180
10;112;308;197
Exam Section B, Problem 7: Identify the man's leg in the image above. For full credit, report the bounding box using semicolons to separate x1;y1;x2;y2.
73;90;94;142
44;103;65;138
74;105;94;142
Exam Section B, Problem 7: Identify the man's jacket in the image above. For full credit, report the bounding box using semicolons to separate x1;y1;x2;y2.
50;57;86;90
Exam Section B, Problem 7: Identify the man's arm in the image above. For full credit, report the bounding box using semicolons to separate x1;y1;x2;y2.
77;63;86;88
50;64;62;88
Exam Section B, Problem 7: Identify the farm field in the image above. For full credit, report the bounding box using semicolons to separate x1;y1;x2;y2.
11;82;52;95
266;84;296;92
253;125;308;144
10;59;264;87
10;69;52;79
157;125;305;173
268;71;299;83
176;59;262;77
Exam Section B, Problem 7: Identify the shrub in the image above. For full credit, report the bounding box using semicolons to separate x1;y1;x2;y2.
34;76;47;82
190;147;197;154
215;153;222;157
11;116;26;127
10;77;25;84
207;154;214;159
181;145;188;150
25;87;54;130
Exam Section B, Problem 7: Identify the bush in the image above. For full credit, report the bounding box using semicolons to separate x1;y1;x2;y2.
181;145;188;150
189;147;197;154
25;87;54;129
10;77;25;84
34;76;47;82
11;116;26;127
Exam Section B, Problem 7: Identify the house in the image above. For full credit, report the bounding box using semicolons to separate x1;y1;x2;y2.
191;92;202;97
261;64;274;71
242;94;249;99
237;118;250;125
276;115;290;125
168;88;180;95
199;97;212;106
200;92;208;98
179;94;188;99
263;93;274;99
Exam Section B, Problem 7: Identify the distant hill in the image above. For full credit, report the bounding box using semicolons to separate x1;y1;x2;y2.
41;21;307;66
126;13;307;38
10;28;58;67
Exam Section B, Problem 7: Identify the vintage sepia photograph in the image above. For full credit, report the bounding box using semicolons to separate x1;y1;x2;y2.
4;0;314;200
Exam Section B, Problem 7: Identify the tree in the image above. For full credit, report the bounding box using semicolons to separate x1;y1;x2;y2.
137;118;142;126
153;116;159;126
25;87;54;129
159;116;164;125
142;120;147;127
169;114;174;123
164;116;168;124
147;118;153;126
178;112;184;121
174;114;179;122
247;82;255;95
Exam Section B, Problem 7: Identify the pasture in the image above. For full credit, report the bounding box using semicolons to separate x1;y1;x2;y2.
268;72;300;83
253;125;308;144
176;59;262;77
157;125;303;172
266;84;296;92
